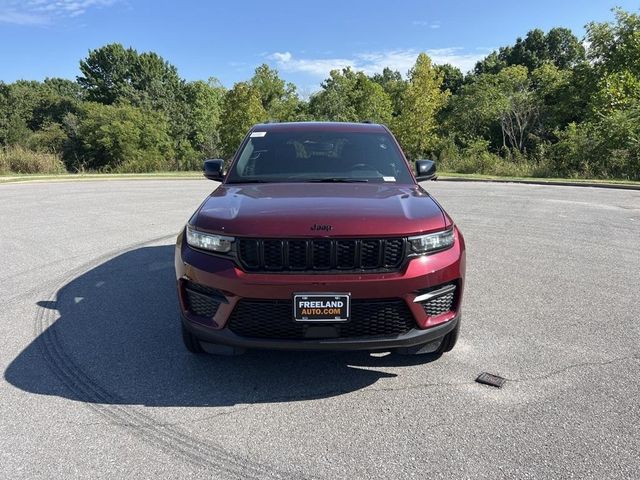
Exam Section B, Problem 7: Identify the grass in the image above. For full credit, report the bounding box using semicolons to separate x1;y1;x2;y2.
437;172;640;186
0;171;203;184
1;170;639;187
0;146;66;175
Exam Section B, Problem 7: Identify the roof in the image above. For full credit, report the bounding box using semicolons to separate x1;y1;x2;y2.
251;121;387;133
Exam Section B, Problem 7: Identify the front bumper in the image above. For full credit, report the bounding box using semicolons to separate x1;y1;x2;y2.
182;310;460;351
175;227;465;351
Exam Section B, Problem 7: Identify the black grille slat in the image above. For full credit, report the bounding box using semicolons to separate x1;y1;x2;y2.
238;240;260;268
263;240;284;269
228;299;416;339
312;240;331;270
416;284;457;317
288;240;307;269
336;240;356;269
360;240;381;268
237;238;405;273
184;282;223;318
383;239;404;267
422;292;455;316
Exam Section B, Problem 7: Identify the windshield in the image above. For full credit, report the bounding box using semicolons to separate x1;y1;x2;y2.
225;130;414;184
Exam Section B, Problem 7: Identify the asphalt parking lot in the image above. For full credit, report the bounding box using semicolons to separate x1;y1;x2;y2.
1;179;639;479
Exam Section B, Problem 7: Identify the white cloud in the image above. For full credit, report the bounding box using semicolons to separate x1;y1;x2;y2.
267;48;488;78
0;0;119;25
412;20;441;29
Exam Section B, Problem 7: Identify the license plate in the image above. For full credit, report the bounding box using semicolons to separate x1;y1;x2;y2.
293;293;350;322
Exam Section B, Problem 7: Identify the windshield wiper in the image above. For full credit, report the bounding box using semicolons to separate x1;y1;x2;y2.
226;179;270;184
305;178;369;183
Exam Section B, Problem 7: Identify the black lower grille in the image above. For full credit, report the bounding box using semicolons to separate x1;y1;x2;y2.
236;237;406;273
416;284;457;317
183;281;223;318
227;299;416;339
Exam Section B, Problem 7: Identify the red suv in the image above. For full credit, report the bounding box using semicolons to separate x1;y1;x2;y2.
175;122;465;356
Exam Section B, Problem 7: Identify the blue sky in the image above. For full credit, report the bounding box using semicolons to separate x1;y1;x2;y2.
0;0;638;94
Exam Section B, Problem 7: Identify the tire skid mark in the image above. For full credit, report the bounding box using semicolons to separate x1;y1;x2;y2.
34;235;299;480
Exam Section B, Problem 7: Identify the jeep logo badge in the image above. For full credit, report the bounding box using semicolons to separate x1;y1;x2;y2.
311;224;333;232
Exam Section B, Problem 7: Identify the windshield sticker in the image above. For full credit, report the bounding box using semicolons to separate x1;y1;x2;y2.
383;176;396;182
250;131;267;137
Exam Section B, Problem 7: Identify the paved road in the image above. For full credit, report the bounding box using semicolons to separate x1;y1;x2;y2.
1;179;639;479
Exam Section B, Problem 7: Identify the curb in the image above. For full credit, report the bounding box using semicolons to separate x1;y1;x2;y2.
0;174;204;185
436;176;640;191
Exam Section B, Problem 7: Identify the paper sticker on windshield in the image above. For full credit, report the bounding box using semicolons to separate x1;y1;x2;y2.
250;131;267;137
383;176;396;182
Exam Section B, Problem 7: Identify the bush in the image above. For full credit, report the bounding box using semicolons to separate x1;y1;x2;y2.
72;102;175;171
0;145;66;174
25;122;67;153
549;109;640;180
436;137;535;176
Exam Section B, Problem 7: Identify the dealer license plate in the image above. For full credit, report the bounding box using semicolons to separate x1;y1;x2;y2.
293;293;350;322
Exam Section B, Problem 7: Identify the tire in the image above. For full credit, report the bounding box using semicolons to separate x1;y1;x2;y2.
181;322;204;354
437;319;460;354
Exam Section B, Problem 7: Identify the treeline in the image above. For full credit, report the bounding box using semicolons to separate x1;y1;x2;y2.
1;8;639;179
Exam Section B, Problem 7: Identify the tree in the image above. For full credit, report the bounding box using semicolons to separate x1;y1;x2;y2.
309;68;393;124
446;66;539;153
371;67;407;117
77;43;191;161
392;53;449;159
474;51;507;76
474;27;585;74
545;27;587;70
587;8;640;77
586;9;640;116
435;64;464;95
496;67;538;152
183;78;225;158
78;44;185;110
250;64;303;121
74;102;174;171
219;82;267;158
77;44;137;104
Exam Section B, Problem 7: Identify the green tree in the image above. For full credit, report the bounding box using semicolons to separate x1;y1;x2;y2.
183;78;225;159
78;43;185;110
250;64;303;121
392;53;449;159
586;9;640;116
77;44;138;104
446;66;539;153
309;67;393;124
77;43;191;160
587;8;640;77
219;82;268;158
0;79;80;149
371;67;407;117
474;27;585;74
435;64;464;95
73;102;174;172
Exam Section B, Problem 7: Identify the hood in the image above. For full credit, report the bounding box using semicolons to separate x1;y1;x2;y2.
194;183;447;237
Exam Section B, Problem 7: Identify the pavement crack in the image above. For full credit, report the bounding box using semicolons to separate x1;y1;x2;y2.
505;353;640;383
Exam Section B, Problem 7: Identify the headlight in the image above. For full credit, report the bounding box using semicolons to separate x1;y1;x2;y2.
186;225;234;253
408;228;454;255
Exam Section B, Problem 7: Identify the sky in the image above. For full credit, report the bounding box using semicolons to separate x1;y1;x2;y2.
0;0;638;94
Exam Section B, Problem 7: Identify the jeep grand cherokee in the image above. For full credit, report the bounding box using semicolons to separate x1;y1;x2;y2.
175;122;465;356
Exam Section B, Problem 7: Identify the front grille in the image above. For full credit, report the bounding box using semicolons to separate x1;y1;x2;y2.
236;238;406;273
227;299;416;339
183;281;224;318
416;284;457;317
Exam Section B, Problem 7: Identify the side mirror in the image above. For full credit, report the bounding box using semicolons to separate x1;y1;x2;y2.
203;159;225;181
415;159;437;181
